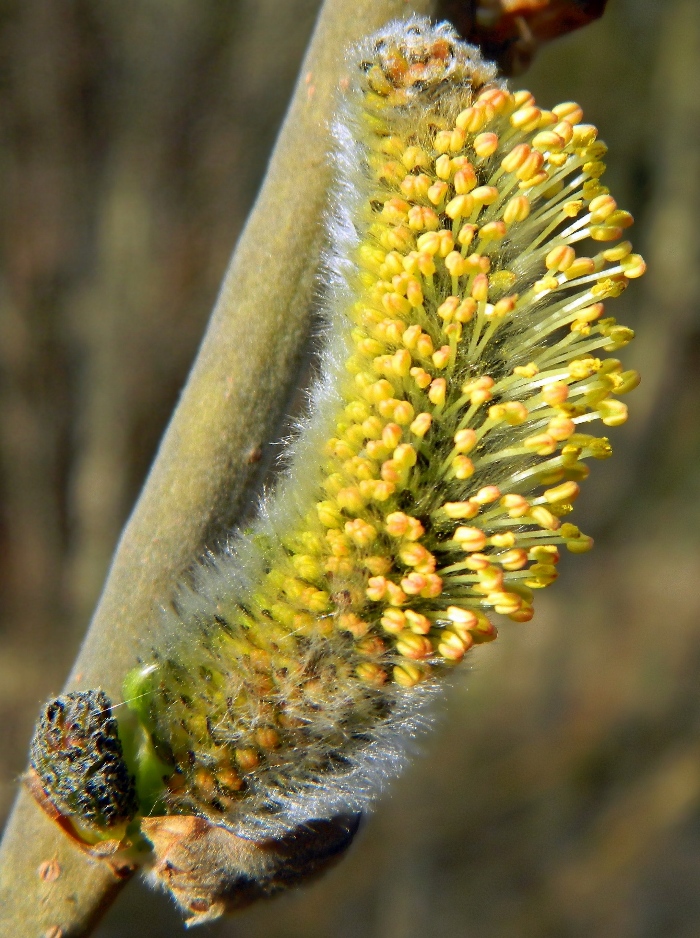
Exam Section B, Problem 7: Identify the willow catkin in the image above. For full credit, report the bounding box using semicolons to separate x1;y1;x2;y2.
30;14;645;921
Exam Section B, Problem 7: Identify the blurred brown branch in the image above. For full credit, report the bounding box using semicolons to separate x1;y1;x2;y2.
439;0;609;72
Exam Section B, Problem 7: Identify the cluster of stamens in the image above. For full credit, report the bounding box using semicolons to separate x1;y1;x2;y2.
134;32;644;817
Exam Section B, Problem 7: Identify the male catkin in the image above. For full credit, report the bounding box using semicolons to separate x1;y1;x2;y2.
31;15;644;922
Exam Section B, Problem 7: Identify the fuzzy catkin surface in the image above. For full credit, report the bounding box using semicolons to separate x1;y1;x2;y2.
124;16;644;840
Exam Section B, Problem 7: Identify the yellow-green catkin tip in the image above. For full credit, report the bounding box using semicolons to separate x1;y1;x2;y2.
116;17;645;839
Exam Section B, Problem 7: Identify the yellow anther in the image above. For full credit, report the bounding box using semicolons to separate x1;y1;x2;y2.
336;487;366;514
356;663;388;686
401;572;443;598
607;210;634;229
523;433;557;456
616;370;641;394
432;346;451;369
410;412;433;437
457;224;478;248
598;399;628;426
405;610;431;634
452;455;474;479
474;566;504;596
602;240;632;262
575;302;604;324
443;501;479;519
381;609;406;634
516;150;544;181
400;173;432;200
510;106;542;131
547;416;575;440
588;194;617;221
401;145;430;171
553;101;583;124
428;180;449;205
366;576;388;601
545;245;576;272
428;378;447;405
360;415;383;440
345;400;371;422
394;443;418;468
462;375;494;404
568;357;599;380
566;535;594;553
602;325;635;350
434;154;452;181
551;120;574;144
364;554;392;575
474;485;502;505
456;106;488;133
493;400;528;425
417;229;454;256
455;297;477;322
514;362;539;378
410;366;432;389
590;225;622;242
453;428;477;453
381;197;410;223
393;663;425;687
445;251;467;277
454;164;477;194
317;501;343;528
364;378;395;403
345;519;378;547
407;205;440;231
382;292;412;316
391;348;412;377
503;194;531;224
386;511;421;539
358;337;384;357
437;296;459;321
542;381;569;405
392;400;415;425
382;225;414;251
620;254;646;278
438;631;471;661
445;194;475;220
344;455;378;480
381;422;402;449
479;221;507;242
573;124;598;147
473;132;499;157
471;185;499;205
416;333;435;359
454;527;486;551
399;543;435;572
530;506;560;530
434;129;456;154
499;549;528;571
563;199;584;217
532;130;564;150
544;480;580;504
366;440;390;461
501;143;532;173
489;591;522;615
471;273;489;302
339;613;370;638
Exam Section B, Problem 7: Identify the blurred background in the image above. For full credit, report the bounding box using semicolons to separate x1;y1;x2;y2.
1;0;699;935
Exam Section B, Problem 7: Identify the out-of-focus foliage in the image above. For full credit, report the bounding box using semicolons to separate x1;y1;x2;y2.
2;1;700;935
